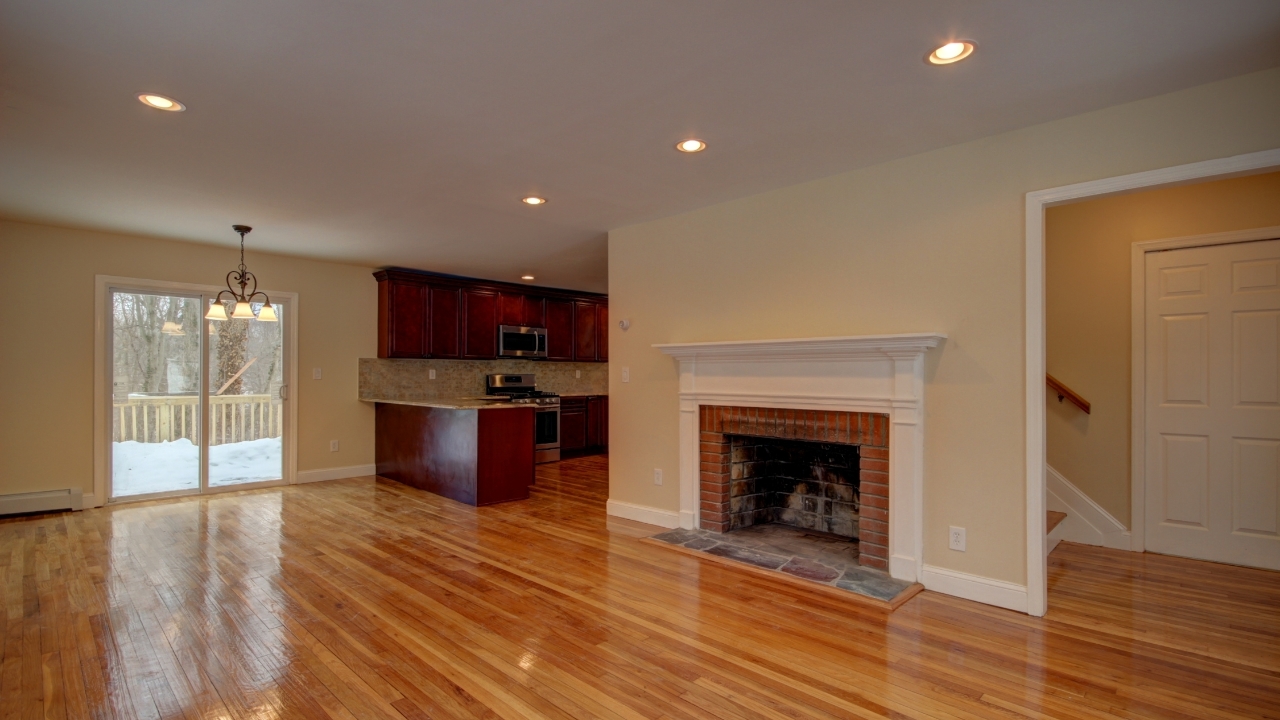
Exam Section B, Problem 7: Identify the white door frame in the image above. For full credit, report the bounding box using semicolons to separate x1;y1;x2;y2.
1130;226;1280;553
93;275;300;507
1023;147;1280;616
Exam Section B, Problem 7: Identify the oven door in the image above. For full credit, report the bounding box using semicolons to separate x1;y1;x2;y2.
534;406;560;464
499;325;548;358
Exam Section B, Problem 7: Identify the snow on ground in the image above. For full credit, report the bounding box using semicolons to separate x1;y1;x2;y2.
112;437;282;496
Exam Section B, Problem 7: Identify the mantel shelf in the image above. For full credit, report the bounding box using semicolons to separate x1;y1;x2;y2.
653;333;947;362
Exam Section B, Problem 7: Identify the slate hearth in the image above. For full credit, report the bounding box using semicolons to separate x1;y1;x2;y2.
650;524;915;604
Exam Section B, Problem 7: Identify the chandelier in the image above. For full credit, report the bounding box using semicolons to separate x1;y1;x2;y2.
205;224;277;322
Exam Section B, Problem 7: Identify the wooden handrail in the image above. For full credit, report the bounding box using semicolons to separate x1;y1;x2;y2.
1047;374;1090;414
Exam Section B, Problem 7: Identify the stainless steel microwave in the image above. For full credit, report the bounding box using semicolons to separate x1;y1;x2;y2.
498;325;548;358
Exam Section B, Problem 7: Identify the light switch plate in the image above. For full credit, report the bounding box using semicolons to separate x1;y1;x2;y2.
312;367;322;380
429;369;436;380
622;367;630;383
949;526;966;551
576;370;581;378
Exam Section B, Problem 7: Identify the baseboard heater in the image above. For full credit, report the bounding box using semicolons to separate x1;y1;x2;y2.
0;488;84;517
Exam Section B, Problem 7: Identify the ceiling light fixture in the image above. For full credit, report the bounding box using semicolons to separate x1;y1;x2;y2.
927;41;975;65
521;274;535;281
522;196;546;205
138;93;185;111
205;225;277;322
676;139;706;153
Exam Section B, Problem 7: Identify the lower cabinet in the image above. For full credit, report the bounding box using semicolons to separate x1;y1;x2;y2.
560;395;607;456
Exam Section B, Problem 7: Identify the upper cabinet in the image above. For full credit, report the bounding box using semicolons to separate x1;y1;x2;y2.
375;269;606;362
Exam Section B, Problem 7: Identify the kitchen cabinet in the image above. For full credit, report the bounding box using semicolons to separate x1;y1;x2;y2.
429;287;461;358
379;280;427;358
374;268;606;361
562;395;607;456
545;299;575;361
574;302;597;361
596;304;608;362
462;289;498;358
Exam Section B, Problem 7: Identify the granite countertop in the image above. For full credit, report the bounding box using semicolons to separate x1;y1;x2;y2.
362;397;532;410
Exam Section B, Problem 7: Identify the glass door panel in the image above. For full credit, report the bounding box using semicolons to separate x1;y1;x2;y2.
208;301;284;486
110;291;202;497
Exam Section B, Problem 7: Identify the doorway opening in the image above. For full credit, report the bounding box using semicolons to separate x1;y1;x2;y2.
96;277;297;503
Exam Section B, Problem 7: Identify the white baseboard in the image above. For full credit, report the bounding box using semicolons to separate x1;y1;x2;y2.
921;564;1028;613
295;464;377;484
607;499;680;529
1046;465;1131;550
0;488;84;516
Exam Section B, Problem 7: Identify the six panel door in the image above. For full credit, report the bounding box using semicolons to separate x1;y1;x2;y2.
1145;238;1280;570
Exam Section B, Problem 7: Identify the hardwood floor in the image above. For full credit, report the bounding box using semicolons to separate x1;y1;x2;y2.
2;456;1278;719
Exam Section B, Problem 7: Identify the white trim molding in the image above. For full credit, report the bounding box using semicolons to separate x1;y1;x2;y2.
296;464;378;484
1129;224;1280;554
1046;464;1131;550
1024;147;1280;617
0;488;84;516
606;500;680;529
921;565;1028;613
655;333;945;585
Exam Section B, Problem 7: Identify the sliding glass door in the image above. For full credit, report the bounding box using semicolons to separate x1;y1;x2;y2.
107;283;290;501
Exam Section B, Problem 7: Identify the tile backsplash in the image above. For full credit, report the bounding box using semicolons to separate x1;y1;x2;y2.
359;358;608;401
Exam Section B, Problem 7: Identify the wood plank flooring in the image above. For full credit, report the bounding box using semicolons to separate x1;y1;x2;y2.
2;455;1278;719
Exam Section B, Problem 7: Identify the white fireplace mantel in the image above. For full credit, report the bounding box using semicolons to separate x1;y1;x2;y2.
655;333;946;584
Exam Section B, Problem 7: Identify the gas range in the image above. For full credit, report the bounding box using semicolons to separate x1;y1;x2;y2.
491;392;560;406
487;374;561;463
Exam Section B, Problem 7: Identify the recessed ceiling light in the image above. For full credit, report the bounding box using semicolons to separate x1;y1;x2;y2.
676;139;706;153
138;93;185;111
927;41;974;65
521;275;535;281
522;196;546;205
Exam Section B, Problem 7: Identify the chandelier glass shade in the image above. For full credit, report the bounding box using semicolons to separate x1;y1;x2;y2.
206;224;277;322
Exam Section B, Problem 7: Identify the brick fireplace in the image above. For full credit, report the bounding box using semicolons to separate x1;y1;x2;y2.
650;332;944;584
698;406;890;570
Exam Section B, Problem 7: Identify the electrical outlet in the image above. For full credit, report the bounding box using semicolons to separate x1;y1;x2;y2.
330;440;339;452
428;368;436;380
622;367;630;383
575;370;581;378
949;526;966;551
653;468;663;485
312;367;322;380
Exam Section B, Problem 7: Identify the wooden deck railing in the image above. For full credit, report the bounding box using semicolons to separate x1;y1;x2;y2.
113;394;282;445
1046;374;1091;414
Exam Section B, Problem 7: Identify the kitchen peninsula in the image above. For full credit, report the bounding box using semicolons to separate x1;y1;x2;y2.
374;398;535;506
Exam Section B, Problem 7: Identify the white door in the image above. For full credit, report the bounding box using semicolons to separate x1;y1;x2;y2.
1145;238;1280;570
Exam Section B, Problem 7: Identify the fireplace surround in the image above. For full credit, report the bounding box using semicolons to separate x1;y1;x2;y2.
655;333;944;584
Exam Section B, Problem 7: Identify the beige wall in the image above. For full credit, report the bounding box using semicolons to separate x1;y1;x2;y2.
1046;171;1280;525
0;220;379;498
608;67;1280;586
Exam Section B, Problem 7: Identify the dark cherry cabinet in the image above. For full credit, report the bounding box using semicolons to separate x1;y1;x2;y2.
375;268;606;361
596;304;608;362
562;395;607;456
544;299;575;361
574;301;597;361
379;281;427;358
560;397;588;452
462;289;498;359
429;287;461;358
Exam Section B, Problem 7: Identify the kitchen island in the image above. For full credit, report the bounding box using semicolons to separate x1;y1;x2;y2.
370;398;535;506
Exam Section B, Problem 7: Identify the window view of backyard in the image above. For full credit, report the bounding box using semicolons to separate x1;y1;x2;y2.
111;291;284;497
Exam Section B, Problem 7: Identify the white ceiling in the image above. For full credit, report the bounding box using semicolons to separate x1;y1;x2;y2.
2;1;1279;292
